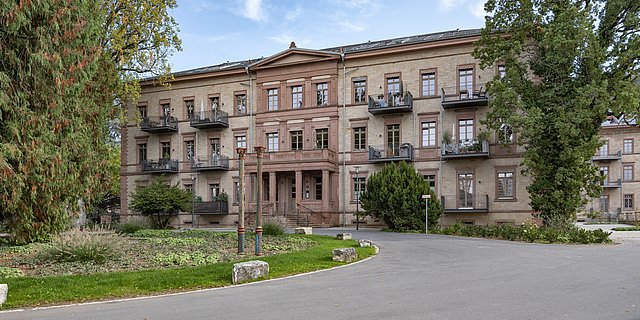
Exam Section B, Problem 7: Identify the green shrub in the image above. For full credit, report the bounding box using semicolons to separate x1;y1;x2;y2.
263;217;286;236
0;267;24;278
433;223;611;244
114;216;152;234
36;228;122;264
611;226;640;231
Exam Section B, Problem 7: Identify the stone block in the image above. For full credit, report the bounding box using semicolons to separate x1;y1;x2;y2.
0;284;7;306
359;239;373;247
332;248;358;262
232;261;269;284
294;227;312;235
336;233;352;240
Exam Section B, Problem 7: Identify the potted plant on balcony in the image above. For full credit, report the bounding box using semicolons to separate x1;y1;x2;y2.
162;153;171;169
442;131;452;145
214;191;229;203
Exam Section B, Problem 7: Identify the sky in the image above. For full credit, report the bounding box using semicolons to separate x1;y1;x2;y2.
168;0;488;72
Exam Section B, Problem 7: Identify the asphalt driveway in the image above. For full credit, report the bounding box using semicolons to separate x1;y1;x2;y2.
3;229;640;320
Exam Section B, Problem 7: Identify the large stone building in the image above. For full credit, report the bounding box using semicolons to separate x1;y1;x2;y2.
120;29;639;228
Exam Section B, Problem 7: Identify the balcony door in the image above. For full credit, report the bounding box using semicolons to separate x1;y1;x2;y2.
210;138;220;164
458;172;474;208
458;119;474;145
386;124;400;157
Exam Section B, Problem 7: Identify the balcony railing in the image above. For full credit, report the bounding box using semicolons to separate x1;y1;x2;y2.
441;84;488;109
368;143;414;163
368;91;413;115
141;159;179;173
264;149;338;163
440;194;489;213
193;201;229;215
192;155;230;171
140;116;178;133
592;150;621;161
189;110;229;129
602;178;622;188
441;140;490;159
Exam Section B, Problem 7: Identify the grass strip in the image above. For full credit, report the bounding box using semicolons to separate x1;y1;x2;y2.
0;235;376;309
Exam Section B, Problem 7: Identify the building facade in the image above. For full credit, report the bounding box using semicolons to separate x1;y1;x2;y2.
120;29;638;228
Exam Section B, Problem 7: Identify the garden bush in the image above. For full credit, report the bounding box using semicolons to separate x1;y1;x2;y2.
114;216;152;234
611;226;640;231
433;223;611;244
263;217;286;236
36;228;122;264
0;267;24;278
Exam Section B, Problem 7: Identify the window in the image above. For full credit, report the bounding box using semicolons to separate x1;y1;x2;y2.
138;143;147;163
600;166;609;179
291;86;303;109
353;127;366;151
315;128;328;149
184;184;193;195
161;103;171;118
210;138;220;156
316;83;328;106
386;76;400;96
421;72;436;97
423;174;436;192
185;100;194;120
236;94;247;115
138;105;147;119
354;80;366;104
185;140;194;161
315;177;322;200
267;133;279;152
161;142;171;159
624;194;634;210
291;130;303;150
624;164;634;181
458;68;474;95
387;124;400;156
624;139;633;154
421;122;436;147
497;171;514;199
599;141;609;157
353;177;366;201
210;184;220;201
498;123;514;143
210;97;219;111
498;65;506;80
600;195;609;212
458;119;474;143
234;181;240;203
235;135;247;149
267;88;278;111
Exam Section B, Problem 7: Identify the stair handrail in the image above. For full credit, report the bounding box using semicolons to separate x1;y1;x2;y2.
296;202;324;227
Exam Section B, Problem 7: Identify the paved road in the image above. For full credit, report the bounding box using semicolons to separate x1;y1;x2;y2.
4;229;640;320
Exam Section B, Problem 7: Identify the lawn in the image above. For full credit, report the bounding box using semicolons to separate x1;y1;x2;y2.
0;231;375;309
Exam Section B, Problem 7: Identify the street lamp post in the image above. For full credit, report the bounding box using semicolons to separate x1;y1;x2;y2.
254;146;265;256
422;194;431;234
191;174;196;229
237;147;247;254
354;166;360;231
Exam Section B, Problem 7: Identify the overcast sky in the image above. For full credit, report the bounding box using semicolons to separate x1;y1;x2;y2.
168;0;487;72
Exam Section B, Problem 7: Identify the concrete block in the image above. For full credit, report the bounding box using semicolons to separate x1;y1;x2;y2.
294;227;312;235
332;248;358;262
336;233;352;240
0;284;7;306
232;261;269;284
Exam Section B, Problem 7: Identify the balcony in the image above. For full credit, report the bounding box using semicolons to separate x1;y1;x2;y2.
189;110;229;129
141;159;179;173
368;143;414;163
592;150;621;161
265;149;338;163
441;85;488;109
140;116;178;133
440;194;489;213
191;155;230;171
368;92;413;115
194;201;229;215
602;178;622;188
441;140;489;160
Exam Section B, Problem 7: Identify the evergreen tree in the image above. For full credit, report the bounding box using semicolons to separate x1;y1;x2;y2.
360;162;442;231
474;0;640;228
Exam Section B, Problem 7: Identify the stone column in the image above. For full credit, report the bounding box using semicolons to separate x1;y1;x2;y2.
254;146;265;256
322;170;330;215
269;172;277;214
295;170;302;206
236;147;247;255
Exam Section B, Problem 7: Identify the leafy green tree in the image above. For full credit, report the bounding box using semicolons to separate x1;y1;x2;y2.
474;0;640;228
360;162;442;231
129;176;191;228
0;0;180;243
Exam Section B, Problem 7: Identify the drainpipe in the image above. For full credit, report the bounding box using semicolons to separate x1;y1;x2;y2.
246;66;253;150
341;52;347;227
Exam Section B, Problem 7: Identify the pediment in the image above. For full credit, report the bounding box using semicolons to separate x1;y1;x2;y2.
249;48;340;70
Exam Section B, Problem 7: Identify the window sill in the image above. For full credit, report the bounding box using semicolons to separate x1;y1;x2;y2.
494;198;517;202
